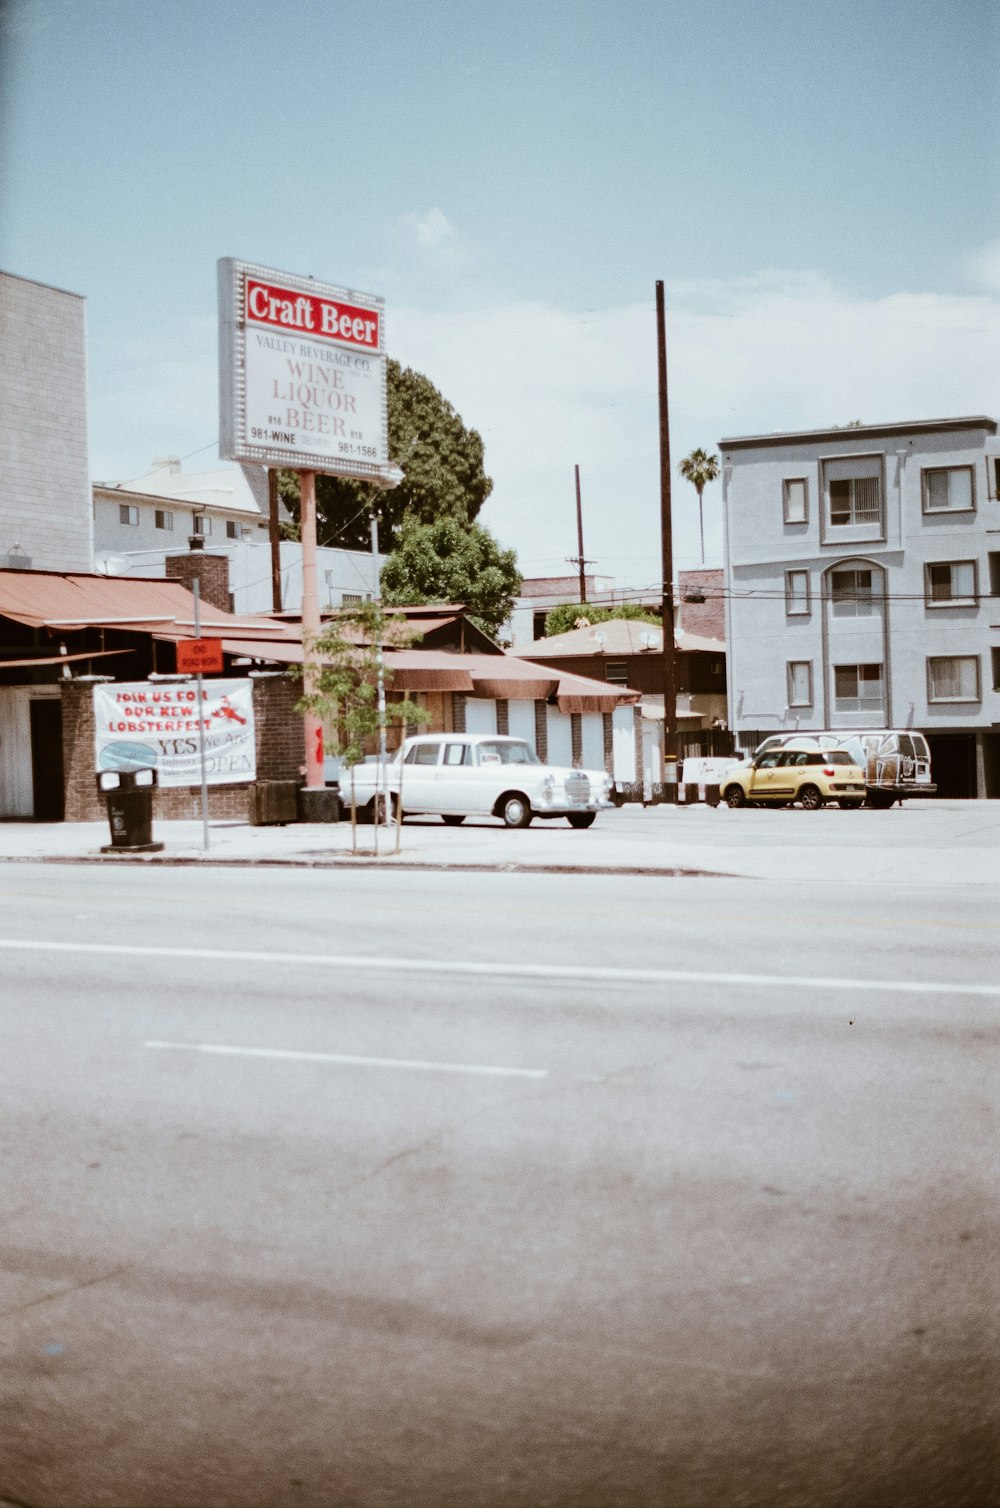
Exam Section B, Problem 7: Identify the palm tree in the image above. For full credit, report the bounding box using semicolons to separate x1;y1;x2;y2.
679;448;721;566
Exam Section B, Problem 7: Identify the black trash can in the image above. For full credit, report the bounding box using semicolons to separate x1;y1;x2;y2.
97;767;164;853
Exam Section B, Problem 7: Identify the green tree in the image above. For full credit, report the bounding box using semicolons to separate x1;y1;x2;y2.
678;447;721;566
380;516;522;641
543;601;661;637
293;601;430;848
278;359;493;552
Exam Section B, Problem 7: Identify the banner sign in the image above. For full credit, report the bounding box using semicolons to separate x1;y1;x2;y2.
219;256;399;485
93;679;256;787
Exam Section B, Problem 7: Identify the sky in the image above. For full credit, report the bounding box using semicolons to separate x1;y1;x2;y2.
2;0;998;589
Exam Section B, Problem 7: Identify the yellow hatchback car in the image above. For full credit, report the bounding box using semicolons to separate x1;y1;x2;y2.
720;747;867;810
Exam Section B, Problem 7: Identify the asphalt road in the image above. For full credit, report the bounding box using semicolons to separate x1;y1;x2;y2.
0;865;997;1508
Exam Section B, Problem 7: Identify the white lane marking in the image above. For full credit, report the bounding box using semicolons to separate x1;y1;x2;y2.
0;938;997;998
145;1041;547;1079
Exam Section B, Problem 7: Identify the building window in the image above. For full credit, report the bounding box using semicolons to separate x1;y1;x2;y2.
833;663;884;713
992;647;1000;692
226;520;239;539
829;477;881;527
988;553;1000;597
341;592;364;608
922;466;974;513
925;561;978;606
154;509;173;531
605;661;628;685
785;570;810;615
496;698;509;735
787;661;813;707
830;567;876;616
193;515;211;536
119;504;138;526
927;655;980;703
783;478;808;524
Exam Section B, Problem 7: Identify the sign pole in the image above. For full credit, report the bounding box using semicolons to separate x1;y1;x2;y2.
371;513;391;832
656;280;678;803
268;468;282;614
191;577;211;851
299;469;325;790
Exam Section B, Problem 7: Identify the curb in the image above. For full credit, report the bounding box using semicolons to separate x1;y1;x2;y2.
0;853;736;879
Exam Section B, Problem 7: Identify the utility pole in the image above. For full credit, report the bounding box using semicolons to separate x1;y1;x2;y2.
655;281;678;803
567;463;589;603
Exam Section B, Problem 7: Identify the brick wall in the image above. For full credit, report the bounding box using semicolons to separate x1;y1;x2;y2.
677;569;725;642
61;672;304;821
165;549;232;613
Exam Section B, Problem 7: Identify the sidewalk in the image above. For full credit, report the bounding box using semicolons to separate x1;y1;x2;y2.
0;801;997;885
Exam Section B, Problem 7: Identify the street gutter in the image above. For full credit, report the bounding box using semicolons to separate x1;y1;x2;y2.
0;854;737;878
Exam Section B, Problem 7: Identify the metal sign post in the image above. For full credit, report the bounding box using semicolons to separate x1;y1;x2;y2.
191;577;211;851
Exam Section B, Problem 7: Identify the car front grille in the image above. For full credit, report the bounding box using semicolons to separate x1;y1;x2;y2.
565;772;590;804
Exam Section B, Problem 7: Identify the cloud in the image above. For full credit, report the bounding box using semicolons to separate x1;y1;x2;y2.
389;272;1000;581
965;239;1000;293
401;208;457;250
87;267;1000;586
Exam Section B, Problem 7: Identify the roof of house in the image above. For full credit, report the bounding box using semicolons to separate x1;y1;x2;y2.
95;462;267;517
0;570;635;712
522;618;724;659
0;568;292;641
719;416;998;451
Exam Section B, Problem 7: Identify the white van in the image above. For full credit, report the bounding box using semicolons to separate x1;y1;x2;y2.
750;730;935;808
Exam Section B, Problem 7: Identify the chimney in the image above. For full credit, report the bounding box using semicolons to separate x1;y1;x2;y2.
165;536;232;613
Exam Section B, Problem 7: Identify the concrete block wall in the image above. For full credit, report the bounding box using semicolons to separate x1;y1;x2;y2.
0;272;93;573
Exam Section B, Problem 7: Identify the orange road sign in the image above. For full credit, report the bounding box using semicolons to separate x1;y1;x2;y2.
176;638;224;674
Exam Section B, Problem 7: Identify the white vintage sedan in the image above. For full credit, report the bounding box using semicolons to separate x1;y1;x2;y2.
346;733;614;829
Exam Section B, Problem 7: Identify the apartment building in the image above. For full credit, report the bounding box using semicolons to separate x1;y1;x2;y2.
720;416;1000;798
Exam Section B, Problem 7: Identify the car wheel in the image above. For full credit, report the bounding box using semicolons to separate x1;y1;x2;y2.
499;793;533;828
867;791;895;809
566;812;596;829
724;785;747;809
373;794;401;823
441;814;465;826
799;784;823;811
838;799;863;810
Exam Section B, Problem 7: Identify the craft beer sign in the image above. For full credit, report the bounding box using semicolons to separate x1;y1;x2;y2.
218;257;398;483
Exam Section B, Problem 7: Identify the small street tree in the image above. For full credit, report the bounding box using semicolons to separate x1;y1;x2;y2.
381;516;522;642
678;448;721;566
278;359;493;552
294;601;429;852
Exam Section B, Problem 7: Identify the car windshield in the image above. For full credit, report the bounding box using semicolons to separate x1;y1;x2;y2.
476;740;539;766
